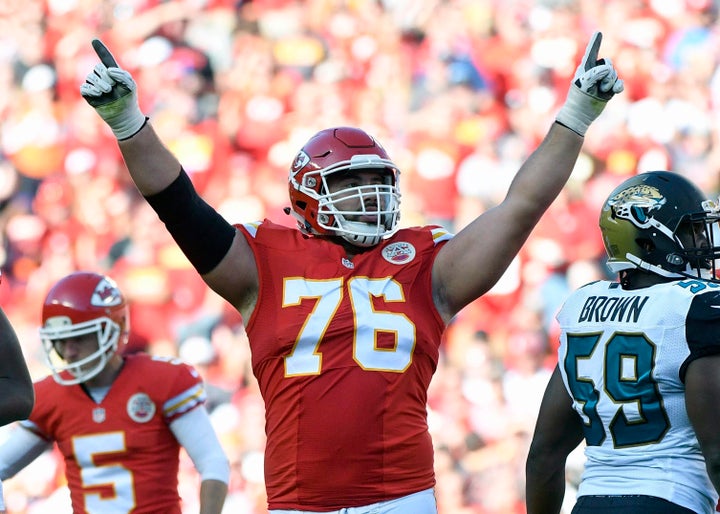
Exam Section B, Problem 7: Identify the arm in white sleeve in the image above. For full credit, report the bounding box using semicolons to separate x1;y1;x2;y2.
169;406;230;484
0;423;53;480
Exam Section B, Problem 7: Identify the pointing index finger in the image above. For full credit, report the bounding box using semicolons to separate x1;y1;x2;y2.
92;39;119;68
582;32;602;71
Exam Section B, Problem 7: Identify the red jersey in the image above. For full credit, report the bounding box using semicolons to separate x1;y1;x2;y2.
238;220;451;511
21;353;206;514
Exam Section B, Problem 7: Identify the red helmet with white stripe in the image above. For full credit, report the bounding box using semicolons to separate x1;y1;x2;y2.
287;127;401;247
40;272;129;385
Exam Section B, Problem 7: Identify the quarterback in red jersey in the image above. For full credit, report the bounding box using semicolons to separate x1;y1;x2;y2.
0;272;229;514
80;32;623;513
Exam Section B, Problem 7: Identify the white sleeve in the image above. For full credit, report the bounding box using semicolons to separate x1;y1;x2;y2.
169;407;230;484
0;423;53;480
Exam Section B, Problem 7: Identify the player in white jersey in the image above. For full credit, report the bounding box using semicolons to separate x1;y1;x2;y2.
526;170;720;514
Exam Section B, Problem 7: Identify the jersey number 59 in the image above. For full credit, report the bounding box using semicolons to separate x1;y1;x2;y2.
564;332;671;448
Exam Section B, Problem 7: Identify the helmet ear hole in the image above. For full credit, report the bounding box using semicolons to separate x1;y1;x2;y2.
636;238;655;253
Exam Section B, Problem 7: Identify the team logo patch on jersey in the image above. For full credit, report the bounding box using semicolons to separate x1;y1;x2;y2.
341;257;354;269
382;242;416;265
127;393;156;423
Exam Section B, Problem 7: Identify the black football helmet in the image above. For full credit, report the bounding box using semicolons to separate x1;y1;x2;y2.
599;171;720;282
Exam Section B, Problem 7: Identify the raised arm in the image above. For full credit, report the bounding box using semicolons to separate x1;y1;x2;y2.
80;40;259;317
432;32;624;321
0;306;34;426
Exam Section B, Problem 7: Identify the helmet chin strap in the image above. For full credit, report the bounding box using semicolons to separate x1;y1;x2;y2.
625;253;713;281
339;221;384;247
625;253;685;279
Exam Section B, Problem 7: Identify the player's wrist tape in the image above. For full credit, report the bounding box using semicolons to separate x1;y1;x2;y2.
144;168;236;274
94;96;147;140
555;86;607;137
118;116;149;141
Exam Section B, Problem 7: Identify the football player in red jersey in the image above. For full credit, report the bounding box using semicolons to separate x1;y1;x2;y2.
79;32;623;513
0;272;229;514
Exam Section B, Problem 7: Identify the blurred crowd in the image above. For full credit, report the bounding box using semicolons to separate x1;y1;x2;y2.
0;0;719;512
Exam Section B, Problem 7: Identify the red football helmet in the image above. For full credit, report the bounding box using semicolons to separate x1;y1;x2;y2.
287;127;401;247
39;272;129;385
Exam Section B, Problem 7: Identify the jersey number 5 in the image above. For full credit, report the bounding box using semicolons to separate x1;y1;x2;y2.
564;332;671;448
282;277;416;376
73;432;135;513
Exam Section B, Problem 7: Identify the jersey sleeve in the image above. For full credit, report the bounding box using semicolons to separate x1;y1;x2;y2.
158;359;207;424
20;377;59;441
681;289;720;381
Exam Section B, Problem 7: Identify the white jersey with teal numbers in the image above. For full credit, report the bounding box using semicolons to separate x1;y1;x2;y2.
557;278;720;514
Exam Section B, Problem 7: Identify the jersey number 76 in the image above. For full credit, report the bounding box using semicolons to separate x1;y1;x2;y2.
282;277;416;376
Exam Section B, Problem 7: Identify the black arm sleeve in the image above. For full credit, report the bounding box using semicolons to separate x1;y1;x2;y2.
681;290;720;382
143;169;236;275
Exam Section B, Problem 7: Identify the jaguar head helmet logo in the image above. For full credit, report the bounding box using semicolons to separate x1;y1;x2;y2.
606;184;666;228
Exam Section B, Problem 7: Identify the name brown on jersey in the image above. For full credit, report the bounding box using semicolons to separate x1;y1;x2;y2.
578;295;650;324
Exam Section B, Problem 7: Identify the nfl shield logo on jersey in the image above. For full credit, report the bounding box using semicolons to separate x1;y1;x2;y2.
127;393;156;423
92;407;106;423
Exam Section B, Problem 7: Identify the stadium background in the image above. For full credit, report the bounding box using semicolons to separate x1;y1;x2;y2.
0;0;719;512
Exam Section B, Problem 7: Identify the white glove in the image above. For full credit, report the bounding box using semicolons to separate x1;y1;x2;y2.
80;39;147;140
556;32;624;136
